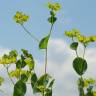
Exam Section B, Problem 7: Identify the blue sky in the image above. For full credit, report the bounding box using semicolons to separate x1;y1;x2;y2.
1;0;96;50
0;0;96;96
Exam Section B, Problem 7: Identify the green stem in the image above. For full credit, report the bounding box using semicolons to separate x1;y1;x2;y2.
45;48;47;74
45;23;54;74
42;92;44;96
43;23;54;96
49;24;54;36
20;24;39;42
83;44;86;59
78;76;85;96
75;49;78;57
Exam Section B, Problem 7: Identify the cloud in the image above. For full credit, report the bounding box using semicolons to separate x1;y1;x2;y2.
0;47;10;56
0;40;96;96
36;39;96;96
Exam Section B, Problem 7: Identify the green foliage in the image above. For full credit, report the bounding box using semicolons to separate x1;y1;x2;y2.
31;73;39;93
70;42;78;50
45;89;52;96
48;79;55;88
78;78;85;96
39;35;50;49
0;1;61;96
65;27;96;96
48;16;57;24
13;80;26;96
21;74;28;83
86;86;93;96
31;73;54;95
73;57;87;76
16;49;35;71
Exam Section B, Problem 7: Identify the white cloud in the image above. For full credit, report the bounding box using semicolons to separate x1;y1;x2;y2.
36;39;96;96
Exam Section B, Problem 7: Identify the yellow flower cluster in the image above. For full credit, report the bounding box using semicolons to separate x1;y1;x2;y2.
77;35;96;43
48;2;61;11
77;35;91;44
0;55;17;64
9;69;30;79
83;78;96;88
65;29;96;44
14;11;29;24
65;29;80;38
0;50;17;64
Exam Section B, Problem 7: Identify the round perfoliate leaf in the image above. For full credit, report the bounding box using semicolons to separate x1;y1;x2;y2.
48;16;57;24
13;80;26;96
73;57;87;76
39;35;50;49
70;42;78;50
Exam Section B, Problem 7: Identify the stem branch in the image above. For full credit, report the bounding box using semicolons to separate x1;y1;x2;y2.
21;24;39;42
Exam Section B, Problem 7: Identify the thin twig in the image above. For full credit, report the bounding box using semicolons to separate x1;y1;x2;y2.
83;44;86;59
49;24;54;36
21;24;39;42
45;48;47;74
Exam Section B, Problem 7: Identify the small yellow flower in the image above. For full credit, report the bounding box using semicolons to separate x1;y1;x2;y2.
77;35;90;44
83;78;96;88
48;2;61;11
14;11;29;24
89;36;96;42
9;69;21;78
9;69;29;79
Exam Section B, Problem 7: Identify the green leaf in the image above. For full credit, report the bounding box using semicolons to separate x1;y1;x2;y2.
37;74;51;87
70;42;78;50
45;89;52;96
86;86;93;96
21;49;35;70
48;16;57;24
21;49;33;59
24;58;34;70
39;35;50;49
78;78;85;96
31;73;38;88
73;57;87;76
31;73;40;93
48;79;55;88
9;50;18;57
16;59;26;69
50;11;55;17
21;74;28;83
13;80;26;96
